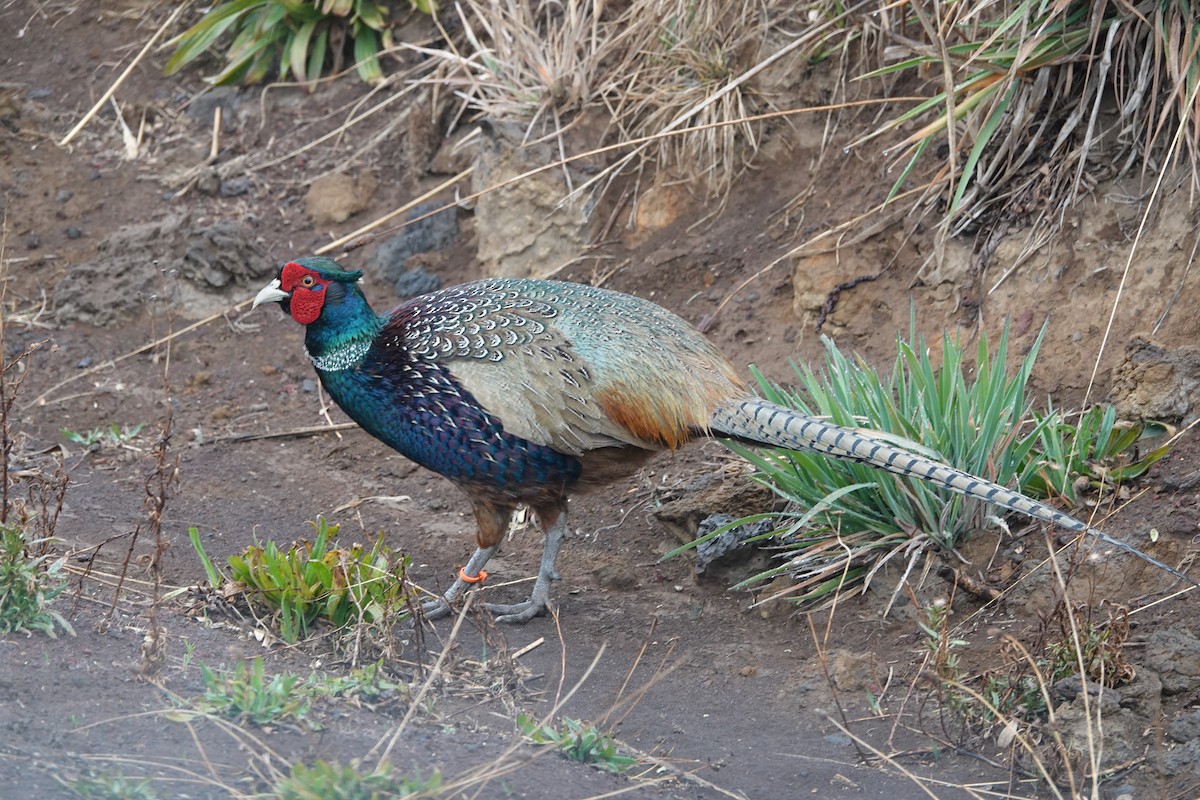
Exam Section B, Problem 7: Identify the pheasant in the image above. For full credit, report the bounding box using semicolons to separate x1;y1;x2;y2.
253;257;1195;623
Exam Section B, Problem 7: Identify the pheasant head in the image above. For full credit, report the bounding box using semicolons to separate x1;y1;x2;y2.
253;257;381;370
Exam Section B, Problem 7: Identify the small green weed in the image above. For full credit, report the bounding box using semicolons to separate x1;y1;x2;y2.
60;423;144;449
1023;405;1171;505
918;600;966;684
188;657;402;727
517;714;636;773
0;526;73;638
165;0;432;88
310;658;401;702
273;759;440;800
194;656;312;726
915;599;1131;732
68;774;157;800
1046;606;1133;688
190;518;414;644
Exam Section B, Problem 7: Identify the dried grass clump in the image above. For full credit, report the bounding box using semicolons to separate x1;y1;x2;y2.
427;0;806;197
834;0;1200;265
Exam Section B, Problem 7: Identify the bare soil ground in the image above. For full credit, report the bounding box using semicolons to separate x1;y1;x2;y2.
3;3;1200;799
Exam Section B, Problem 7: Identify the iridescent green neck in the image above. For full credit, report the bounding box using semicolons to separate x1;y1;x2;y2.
303;285;383;373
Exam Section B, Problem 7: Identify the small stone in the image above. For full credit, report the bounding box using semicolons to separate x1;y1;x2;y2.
26;88;52;100
195;174;219;195
305;172;377;226
219;177;252;197
55;189;73;203
76;356;93;369
65;226;82;239
24;233;41;249
301;378;316;393
1168;709;1200;743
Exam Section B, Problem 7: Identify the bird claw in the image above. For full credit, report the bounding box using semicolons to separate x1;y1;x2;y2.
419;594;549;624
420;598;453;620
484;599;550;624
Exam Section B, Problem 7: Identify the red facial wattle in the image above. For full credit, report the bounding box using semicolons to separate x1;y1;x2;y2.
279;261;327;325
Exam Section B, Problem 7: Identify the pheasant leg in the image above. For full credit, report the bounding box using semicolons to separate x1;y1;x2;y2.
484;513;567;624
421;544;497;619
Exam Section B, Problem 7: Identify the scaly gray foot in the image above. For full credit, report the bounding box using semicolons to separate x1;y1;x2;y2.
484;598;550;624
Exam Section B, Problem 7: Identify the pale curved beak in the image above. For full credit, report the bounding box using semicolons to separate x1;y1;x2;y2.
253;278;288;309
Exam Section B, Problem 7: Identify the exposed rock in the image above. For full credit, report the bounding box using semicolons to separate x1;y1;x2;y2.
53;212;272;325
1055;699;1143;766
373;201;459;294
305;172;378;227
1168;709;1200;743
1050;674;1122;713
1052;667;1160;770
472;122;590;279
692;513;776;578
1111;336;1200;423
392;266;441;299
1145;628;1200;695
826;648;885;693
791;251;841;322
652;471;776;546
1163;737;1200;777
625;181;690;247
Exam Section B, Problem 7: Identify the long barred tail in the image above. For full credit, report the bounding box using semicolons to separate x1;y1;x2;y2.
711;397;1196;587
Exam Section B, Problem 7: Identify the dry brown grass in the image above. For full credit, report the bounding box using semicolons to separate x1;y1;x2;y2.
422;0;809;199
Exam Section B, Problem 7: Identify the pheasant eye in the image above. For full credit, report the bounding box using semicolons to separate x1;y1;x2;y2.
301;275;316;287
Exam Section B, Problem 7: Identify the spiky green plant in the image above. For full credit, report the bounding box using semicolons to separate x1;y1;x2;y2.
1024;405;1171;505
679;321;1165;605
60;423;144;449
165;0;429;87
68;774;157;800
743;323;1049;549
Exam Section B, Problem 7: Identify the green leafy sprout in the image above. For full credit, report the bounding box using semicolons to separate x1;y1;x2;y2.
67;774;158;800
273;759;440;800
60;423;144;448
194;656;313;726
189;517;416;644
517;714;636;773
0;526;74;638
187;656;402;728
